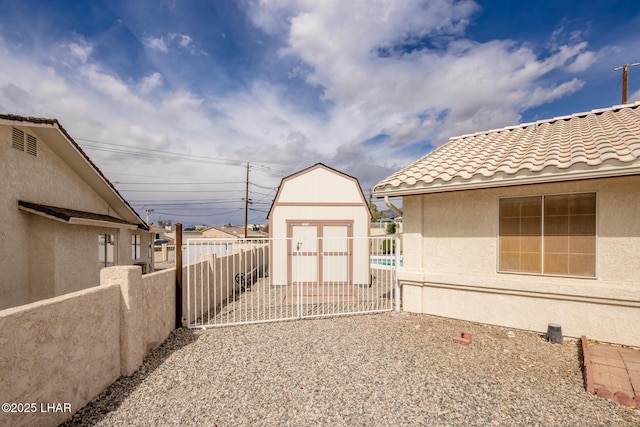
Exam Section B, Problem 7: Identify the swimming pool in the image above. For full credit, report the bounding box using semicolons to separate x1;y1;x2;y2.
370;255;403;267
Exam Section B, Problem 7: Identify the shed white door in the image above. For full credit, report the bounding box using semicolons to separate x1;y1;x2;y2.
322;225;350;284
290;224;319;284
288;221;352;285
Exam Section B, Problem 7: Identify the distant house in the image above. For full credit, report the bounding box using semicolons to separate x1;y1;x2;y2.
150;225;174;245
202;225;268;240
0;114;151;310
268;163;371;287
373;102;640;346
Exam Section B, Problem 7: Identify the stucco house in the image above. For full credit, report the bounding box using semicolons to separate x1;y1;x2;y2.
0;114;152;310
373;102;640;347
268;163;372;288
203;225;268;239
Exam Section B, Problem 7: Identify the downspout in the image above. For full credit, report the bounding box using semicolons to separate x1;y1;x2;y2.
384;196;403;217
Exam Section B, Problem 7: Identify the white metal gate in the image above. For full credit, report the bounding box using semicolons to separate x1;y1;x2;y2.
185;236;400;329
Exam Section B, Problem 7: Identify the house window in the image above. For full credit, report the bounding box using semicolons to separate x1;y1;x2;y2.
99;234;115;268
499;193;596;277
132;234;141;260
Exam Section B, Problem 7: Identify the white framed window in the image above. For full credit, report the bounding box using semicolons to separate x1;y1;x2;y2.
99;234;116;268
499;192;596;277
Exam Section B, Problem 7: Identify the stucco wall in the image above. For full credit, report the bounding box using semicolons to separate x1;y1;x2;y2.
27;217;117;302
0;124;152;310
143;269;176;352
0;265;177;427
399;175;640;346
0;285;121;427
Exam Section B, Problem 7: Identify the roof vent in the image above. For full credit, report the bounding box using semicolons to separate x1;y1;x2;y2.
26;134;37;156
11;127;37;156
12;127;24;151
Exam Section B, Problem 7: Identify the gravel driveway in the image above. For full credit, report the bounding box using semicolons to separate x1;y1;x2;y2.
62;313;640;426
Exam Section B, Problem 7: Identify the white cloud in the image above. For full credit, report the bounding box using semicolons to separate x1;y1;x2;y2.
171;33;193;49
162;90;203;110
144;33;196;54
138;72;163;94
248;0;596;148
68;42;92;63
79;64;149;108
143;36;168;53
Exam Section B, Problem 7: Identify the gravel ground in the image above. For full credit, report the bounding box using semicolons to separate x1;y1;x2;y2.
61;313;640;427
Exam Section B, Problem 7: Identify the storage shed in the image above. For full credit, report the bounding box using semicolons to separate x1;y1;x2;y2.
268;163;371;288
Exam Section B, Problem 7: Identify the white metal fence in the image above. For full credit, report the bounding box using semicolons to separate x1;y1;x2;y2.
185;236;400;328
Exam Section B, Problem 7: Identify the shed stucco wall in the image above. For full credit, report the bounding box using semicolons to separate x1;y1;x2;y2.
399;175;640;346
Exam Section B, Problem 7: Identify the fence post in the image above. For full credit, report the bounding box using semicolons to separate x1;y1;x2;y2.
175;223;183;328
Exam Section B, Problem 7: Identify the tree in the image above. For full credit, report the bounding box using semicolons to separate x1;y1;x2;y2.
385;222;396;234
368;200;387;222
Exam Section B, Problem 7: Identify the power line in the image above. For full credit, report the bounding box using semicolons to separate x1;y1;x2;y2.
105;171;235;182
119;189;246;193
152;209;244;218
114;181;244;185
77;138;286;175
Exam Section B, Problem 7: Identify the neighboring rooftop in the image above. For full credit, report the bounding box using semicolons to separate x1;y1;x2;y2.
373;102;640;196
205;225;268;238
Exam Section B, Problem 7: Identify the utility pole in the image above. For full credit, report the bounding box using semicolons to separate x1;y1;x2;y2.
244;162;249;239
145;208;154;224
614;63;640;104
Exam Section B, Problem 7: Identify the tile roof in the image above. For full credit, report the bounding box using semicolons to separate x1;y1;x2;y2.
373;102;640;196
18;201;143;229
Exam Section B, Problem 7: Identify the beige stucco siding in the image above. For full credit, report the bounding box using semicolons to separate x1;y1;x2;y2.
0;124;151;310
399;175;640;346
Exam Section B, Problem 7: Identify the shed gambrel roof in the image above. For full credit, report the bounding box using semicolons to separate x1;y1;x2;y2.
373;102;640;196
267;163;370;219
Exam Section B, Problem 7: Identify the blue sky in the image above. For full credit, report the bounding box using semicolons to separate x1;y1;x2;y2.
1;0;639;226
